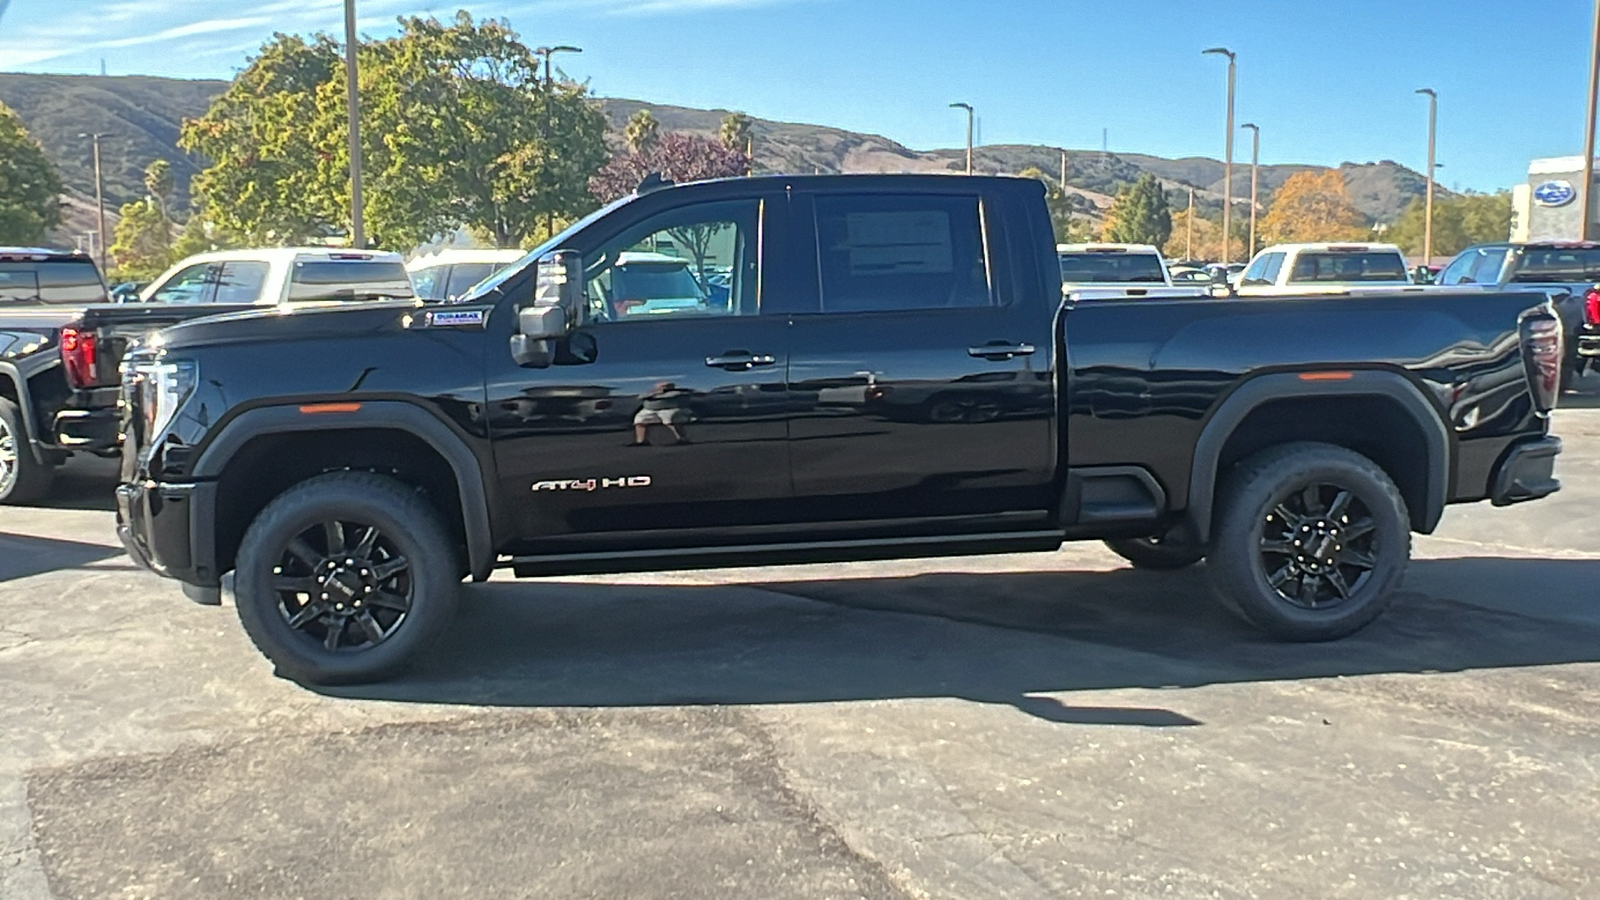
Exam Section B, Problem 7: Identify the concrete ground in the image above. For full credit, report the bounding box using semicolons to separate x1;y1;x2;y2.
4;393;1600;898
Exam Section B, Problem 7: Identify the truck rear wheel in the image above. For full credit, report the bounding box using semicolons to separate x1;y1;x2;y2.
234;471;460;685
1103;533;1205;570
0;397;54;504
1206;442;1410;642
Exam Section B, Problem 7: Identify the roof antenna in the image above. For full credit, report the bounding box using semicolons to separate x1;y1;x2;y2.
637;172;673;194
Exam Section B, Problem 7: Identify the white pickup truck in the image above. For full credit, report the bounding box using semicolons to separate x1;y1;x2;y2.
140;247;415;305
1234;242;1417;296
1056;243;1207;300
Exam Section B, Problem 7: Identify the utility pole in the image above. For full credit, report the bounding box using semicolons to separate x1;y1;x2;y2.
950;103;974;174
1060;150;1068;193
1241;122;1260;258
1417;88;1438;264
1204;48;1236;263
1582;0;1600;241
1187;186;1195;260
535;45;582;239
78;133;107;272
343;0;364;248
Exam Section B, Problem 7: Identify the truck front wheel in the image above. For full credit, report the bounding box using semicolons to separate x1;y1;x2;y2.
234;472;460;684
0;397;54;505
1206;442;1410;641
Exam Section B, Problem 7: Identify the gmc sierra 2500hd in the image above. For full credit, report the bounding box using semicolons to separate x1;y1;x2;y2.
117;174;1564;684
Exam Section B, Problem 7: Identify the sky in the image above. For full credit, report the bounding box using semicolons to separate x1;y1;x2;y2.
0;0;1593;192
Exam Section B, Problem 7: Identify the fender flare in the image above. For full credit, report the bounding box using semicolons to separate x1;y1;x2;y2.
1184;370;1450;544
0;359;54;465
192;401;496;580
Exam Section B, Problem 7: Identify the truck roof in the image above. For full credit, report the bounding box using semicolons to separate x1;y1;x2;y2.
168;247;406;266
1258;242;1404;254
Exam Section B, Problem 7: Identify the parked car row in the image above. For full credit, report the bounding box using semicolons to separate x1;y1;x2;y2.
0;245;525;503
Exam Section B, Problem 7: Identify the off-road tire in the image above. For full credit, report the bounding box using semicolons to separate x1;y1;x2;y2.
1104;534;1205;571
234;471;460;685
1206;442;1410;642
0;397;54;504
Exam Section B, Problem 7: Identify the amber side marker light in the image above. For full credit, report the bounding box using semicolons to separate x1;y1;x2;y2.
1297;371;1355;382
299;402;363;414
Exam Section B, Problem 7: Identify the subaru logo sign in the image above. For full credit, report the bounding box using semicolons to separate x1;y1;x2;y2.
1533;180;1577;207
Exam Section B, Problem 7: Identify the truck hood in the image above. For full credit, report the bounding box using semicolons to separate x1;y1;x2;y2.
151;300;424;351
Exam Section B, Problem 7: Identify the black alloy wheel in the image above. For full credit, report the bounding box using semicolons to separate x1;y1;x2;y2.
1257;483;1378;609
1207;442;1410;642
234;471;460;684
272;519;413;653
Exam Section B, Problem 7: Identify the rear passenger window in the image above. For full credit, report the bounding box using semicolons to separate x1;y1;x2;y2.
214;261;270;304
0;267;40;303
814;194;993;312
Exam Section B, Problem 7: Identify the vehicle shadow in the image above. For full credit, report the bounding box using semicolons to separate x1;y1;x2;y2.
28;456;120;512
0;532;124;582
324;556;1600;724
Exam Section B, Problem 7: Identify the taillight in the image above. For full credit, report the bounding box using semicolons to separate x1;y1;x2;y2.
1585;287;1600;325
59;324;97;388
1519;311;1563;414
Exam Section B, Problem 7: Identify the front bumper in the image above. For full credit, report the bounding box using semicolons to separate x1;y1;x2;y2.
1489;436;1561;507
116;478;219;594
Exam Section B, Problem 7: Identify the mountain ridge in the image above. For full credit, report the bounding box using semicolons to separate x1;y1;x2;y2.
0;72;1440;244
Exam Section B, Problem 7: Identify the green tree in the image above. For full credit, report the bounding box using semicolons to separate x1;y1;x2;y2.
625;109;660;154
719;112;754;173
181;13;610;250
0;102;63;245
1386;191;1512;258
180;33;345;245
108;199;174;281
1102;173;1171;246
1019;166;1090;243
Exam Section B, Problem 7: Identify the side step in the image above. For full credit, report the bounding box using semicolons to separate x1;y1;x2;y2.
509;530;1066;578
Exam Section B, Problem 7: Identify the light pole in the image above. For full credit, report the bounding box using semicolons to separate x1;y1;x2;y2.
1582;0;1600;241
1416;88;1437;265
78;132;106;272
1240;122;1259;258
1204;47;1236;263
1186;186;1196;260
534;45;582;239
343;0;364;248
950;103;974;174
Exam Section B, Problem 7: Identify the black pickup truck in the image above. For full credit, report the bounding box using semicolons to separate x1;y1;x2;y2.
117;174;1565;684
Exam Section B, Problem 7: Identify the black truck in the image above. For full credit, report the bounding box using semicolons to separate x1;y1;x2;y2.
116;174;1565;684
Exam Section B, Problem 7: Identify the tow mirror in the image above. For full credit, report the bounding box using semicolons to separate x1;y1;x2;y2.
510;250;583;368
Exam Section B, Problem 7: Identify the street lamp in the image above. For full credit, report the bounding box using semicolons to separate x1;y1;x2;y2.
1582;0;1600;241
534;46;582;239
950;102;974;175
1240;122;1259;258
77;132;106;272
1203;47;1236;263
343;0;364;248
1416;88;1438;265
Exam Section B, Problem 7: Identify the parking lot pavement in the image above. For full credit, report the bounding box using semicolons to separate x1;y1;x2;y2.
4;409;1600;899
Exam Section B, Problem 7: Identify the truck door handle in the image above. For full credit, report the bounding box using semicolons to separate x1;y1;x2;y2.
967;342;1036;361
706;351;778;371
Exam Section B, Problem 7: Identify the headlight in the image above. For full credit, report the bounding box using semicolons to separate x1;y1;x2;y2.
136;359;198;440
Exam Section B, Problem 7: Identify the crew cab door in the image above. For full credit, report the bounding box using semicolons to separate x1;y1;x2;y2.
780;186;1057;526
485;193;792;546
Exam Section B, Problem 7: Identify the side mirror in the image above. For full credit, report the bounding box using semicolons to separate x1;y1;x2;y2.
1207;268;1236;298
510;250;583;368
1412;265;1434;285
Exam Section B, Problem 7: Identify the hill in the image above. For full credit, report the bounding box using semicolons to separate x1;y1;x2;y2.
1;72;1440;244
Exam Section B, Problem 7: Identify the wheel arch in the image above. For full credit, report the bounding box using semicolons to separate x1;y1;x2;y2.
192;401;496;581
0;361;52;465
1185;370;1450;544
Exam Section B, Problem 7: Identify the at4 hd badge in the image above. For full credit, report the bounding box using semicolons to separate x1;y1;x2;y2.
532;476;653;492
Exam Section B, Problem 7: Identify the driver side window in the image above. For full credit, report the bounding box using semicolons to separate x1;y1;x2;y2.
583;199;759;322
149;263;217;304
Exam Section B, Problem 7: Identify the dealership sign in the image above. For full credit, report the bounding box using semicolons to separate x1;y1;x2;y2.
1533;180;1577;207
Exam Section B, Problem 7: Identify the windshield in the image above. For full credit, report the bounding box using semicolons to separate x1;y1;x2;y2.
1058;253;1167;283
1287;252;1409;283
1511;248;1600;283
460;195;639;302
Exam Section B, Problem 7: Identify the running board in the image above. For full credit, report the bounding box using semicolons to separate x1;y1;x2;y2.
508;530;1067;578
